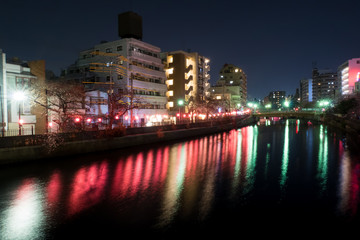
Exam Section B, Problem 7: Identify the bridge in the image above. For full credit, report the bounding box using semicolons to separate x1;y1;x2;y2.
252;111;324;121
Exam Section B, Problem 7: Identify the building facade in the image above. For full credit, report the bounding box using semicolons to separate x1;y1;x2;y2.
63;12;168;126
338;58;360;97
161;50;210;114
311;68;338;103
267;91;286;109
210;64;247;112
300;78;313;105
0;49;46;135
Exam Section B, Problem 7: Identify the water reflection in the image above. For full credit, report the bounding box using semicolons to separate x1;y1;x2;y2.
318;125;328;193
1;179;45;240
280;119;289;189
1;120;360;238
68;161;108;215
338;141;360;217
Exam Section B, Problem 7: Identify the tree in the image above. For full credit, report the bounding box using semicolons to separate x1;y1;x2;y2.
30;79;87;132
107;88;140;129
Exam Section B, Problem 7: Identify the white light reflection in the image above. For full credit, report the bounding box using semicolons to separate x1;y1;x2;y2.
158;143;187;227
280;119;289;189
0;179;45;240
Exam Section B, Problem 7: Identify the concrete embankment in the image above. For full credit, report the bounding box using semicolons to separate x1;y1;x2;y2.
0;117;257;165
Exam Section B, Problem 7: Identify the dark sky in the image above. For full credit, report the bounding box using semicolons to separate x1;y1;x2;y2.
1;0;359;99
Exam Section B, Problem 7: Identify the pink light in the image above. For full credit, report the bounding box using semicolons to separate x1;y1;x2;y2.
115;115;119;120
97;118;102;122
19;119;24;125
183;114;186;118
86;118;92;123
125;116;129;120
135;116;139;120
176;113;180;117
48;122;53;127
75;117;80;123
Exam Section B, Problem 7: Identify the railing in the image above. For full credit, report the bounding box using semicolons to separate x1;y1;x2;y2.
0;115;254;149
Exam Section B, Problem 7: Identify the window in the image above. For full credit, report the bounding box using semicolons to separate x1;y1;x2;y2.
118;75;123;80
117;46;122;51
106;48;111;53
106;76;110;81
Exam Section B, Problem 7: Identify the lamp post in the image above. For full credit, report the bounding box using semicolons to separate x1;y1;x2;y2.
13;90;25;136
178;99;184;123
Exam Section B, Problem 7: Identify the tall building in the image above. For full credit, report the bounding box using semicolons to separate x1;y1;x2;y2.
210;64;247;111
300;78;313;104
64;12;167;126
161;50;210;114
268;91;286;109
0;49;46;135
311;68;338;102
338;58;360;96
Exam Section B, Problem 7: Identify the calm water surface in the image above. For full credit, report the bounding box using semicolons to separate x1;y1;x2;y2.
0;119;359;239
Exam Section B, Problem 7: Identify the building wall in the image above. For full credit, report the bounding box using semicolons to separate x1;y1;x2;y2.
211;64;247;111
338;58;360;96
311;68;338;102
65;37;168;126
162;50;210;114
268;91;286;108
28;60;47;134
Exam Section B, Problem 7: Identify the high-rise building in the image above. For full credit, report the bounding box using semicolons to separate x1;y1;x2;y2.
338;58;360;96
311;68;338;102
63;12;168;126
300;78;313;104
210;64;247;111
267;91;286;109
161;50;210;114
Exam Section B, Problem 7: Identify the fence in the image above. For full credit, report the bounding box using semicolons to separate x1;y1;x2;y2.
0;115;254;149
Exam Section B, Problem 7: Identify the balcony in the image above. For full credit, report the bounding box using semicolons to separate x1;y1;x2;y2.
185;86;193;95
185;64;193;73
185;75;193;84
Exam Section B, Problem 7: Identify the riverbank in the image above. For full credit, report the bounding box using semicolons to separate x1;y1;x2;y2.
0;116;257;165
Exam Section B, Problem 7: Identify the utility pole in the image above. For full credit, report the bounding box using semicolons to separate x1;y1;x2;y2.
0;85;4;137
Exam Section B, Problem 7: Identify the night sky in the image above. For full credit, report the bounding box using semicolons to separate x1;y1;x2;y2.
1;0;359;99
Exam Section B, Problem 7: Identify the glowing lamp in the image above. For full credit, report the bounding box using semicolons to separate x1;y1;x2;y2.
98;118;102;122
115;115;119;120
48;122;53;127
19;119;24;125
75;117;80;123
135;116;139;120
86;118;92;123
176;113;180;117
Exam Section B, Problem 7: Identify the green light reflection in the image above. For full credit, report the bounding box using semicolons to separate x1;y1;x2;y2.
280;119;289;189
318;125;328;193
244;125;258;195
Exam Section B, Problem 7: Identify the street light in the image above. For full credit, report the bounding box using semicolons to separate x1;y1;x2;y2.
13;90;26;136
178;99;184;123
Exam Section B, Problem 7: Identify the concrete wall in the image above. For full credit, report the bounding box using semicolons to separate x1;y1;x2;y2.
0;117;256;165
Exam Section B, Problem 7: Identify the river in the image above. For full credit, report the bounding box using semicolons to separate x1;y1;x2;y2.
0;119;359;239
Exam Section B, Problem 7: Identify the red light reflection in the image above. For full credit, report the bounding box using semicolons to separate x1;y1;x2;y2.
68;161;108;216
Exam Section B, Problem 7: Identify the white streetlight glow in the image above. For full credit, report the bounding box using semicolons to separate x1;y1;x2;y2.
13;91;26;101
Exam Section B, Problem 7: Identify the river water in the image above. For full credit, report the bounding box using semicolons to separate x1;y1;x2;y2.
0;119;359;239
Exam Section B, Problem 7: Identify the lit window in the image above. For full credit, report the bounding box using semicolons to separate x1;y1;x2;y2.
168;91;173;96
167;80;173;85
235;69;239;73
167;68;174;74
168;102;174;107
168;55;173;63
216;96;221;99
